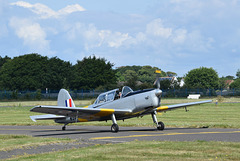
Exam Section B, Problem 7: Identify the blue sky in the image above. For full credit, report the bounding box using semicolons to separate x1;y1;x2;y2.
1;0;240;77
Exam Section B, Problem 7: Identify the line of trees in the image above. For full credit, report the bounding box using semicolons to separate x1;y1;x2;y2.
228;69;240;89
0;54;116;91
0;54;240;91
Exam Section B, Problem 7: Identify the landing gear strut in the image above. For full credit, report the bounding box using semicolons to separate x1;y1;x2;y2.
152;111;165;130
62;123;68;131
111;114;119;133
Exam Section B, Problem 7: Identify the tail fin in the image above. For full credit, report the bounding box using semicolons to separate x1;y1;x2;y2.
57;89;75;107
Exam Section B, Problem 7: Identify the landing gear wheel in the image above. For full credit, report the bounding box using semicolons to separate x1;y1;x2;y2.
111;124;119;133
62;126;66;131
157;121;164;130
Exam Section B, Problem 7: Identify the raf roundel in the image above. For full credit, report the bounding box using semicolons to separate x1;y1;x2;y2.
65;99;72;107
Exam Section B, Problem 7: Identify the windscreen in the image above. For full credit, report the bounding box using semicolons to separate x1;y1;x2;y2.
121;86;133;97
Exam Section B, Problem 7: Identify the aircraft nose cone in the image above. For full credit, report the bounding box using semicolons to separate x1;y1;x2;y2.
155;89;162;97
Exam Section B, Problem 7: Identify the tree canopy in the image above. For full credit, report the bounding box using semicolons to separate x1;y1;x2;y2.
116;65;167;89
0;54;117;90
236;69;240;79
123;70;138;89
229;79;240;89
70;56;116;90
0;56;11;70
1;53;239;91
229;70;240;89
0;54;71;90
184;67;219;89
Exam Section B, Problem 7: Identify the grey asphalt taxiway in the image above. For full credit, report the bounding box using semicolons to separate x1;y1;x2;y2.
1;125;240;159
1;125;240;143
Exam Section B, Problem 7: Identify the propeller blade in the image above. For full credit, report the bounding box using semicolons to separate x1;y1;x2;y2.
156;78;160;89
154;69;161;89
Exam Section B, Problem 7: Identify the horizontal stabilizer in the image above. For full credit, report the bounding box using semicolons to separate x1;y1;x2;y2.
30;114;66;122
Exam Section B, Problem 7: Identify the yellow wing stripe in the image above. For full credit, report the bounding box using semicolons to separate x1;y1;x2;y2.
77;109;114;122
94;109;115;117
156;106;169;112
78;118;88;122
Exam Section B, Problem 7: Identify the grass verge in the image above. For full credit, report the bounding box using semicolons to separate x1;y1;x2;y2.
7;140;240;161
0;134;72;152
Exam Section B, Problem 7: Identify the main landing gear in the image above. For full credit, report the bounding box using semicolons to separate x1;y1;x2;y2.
151;111;165;130
62;123;68;131
111;114;119;133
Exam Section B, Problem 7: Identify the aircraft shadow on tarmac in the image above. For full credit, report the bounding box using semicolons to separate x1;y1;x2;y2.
32;127;204;137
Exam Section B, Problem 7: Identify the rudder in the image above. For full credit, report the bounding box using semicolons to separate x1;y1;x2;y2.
57;89;75;107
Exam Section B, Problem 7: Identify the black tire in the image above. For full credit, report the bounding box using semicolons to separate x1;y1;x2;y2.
62;126;66;131
111;124;119;133
157;121;164;130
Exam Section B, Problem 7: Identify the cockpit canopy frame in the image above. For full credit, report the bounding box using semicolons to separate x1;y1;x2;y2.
121;86;133;98
94;86;134;106
94;89;119;105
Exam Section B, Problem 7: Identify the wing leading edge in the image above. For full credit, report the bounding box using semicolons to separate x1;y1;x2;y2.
156;100;212;112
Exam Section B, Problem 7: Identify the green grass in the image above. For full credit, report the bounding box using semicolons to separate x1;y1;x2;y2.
0;99;240;128
0;134;72;151
7;140;240;161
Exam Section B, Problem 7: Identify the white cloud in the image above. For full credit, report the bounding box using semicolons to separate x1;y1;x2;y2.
66;23;134;50
146;19;172;38
58;4;85;15
10;1;85;19
135;32;146;42
142;18;213;53
172;29;187;44
64;17;213;56
99;31;131;48
9;17;53;55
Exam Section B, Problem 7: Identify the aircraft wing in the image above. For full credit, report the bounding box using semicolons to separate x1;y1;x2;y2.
156;100;212;112
30;106;132;121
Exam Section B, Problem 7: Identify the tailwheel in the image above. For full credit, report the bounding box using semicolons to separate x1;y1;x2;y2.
111;123;119;133
157;121;164;130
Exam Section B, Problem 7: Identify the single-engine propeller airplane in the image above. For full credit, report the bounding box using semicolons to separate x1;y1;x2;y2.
30;79;212;132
